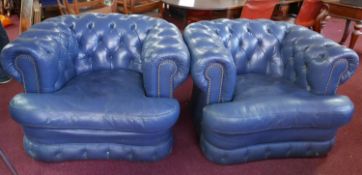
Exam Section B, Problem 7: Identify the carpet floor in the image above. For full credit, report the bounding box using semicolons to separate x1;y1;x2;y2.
0;16;361;175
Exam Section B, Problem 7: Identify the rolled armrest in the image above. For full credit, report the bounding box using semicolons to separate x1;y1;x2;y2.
1;21;78;93
281;26;359;95
184;23;236;104
142;21;190;98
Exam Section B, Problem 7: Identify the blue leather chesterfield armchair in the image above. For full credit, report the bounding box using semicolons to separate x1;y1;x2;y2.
184;19;359;164
1;14;190;162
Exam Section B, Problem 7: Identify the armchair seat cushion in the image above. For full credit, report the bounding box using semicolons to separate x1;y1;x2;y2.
10;69;180;133
203;74;354;134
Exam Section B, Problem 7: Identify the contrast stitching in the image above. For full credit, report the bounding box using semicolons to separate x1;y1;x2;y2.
14;55;40;93
324;59;348;95
205;63;224;104
158;60;177;97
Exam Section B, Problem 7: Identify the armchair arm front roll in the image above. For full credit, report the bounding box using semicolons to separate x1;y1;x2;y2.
1;21;79;93
281;26;359;95
184;23;236;104
142;22;190;98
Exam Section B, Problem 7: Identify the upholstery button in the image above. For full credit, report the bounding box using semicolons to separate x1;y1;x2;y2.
228;27;233;34
319;54;326;59
303;63;308;70
315;152;320;156
128;152;134;160
130;24;137;31
306;83;312;91
324;44;332;48
69;24;75;30
246;28;251;33
257;39;262;46
87;23;94;29
265;146;271;158
106;151;110;159
109;23;116;29
286;144;292;157
56;152;62;159
83;150;88;159
266;28;272;34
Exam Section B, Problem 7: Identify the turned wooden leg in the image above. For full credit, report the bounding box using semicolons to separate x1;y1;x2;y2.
226;8;233;18
280;4;289;19
159;2;164;18
313;4;329;33
339;19;351;44
184;10;189;26
349;21;362;49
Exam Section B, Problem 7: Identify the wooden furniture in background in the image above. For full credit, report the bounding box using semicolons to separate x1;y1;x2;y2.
33;0;42;24
20;0;34;33
162;0;245;19
117;0;162;17
319;0;362;49
162;0;245;25
57;0;117;15
162;0;302;26
274;0;326;31
295;0;323;27
274;0;303;19
241;0;279;19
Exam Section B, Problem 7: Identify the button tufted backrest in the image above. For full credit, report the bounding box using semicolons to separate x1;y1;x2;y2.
193;19;358;95
280;26;358;94
44;13;166;74
199;19;291;77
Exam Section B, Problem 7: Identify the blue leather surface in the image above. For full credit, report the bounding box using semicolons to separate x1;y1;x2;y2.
184;22;236;104
203;127;337;149
11;69;180;161
2;14;189;162
24;136;173;162
203;74;354;134
24;127;172;145
185;19;359;164
11;69;180;132
142;21;190;97
185;19;359;105
201;135;335;164
1;14;190;96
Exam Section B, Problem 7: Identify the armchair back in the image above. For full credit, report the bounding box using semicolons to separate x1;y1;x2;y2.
48;14;169;74
202;19;289;77
2;14;189;94
185;19;358;101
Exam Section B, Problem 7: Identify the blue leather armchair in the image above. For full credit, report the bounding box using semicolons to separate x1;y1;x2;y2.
1;14;190;162
184;19;359;164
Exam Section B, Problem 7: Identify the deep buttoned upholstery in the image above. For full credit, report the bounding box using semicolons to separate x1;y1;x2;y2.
1;14;190;162
184;19;359;164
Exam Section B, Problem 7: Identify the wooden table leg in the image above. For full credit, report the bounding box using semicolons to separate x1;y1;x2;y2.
159;2;165;18
349;21;362;49
184;9;189;26
314;4;330;33
339;19;351;44
226;8;235;18
279;4;289;20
